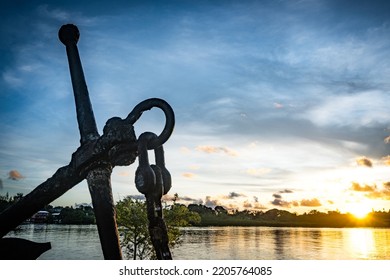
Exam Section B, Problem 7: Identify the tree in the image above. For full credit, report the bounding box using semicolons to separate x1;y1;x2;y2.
0;193;24;212
115;196;201;260
163;204;201;247
116;197;151;260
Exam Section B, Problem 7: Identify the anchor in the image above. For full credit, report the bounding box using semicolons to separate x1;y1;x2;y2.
0;24;175;260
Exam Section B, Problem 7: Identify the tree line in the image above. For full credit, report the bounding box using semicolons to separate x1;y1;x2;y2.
188;204;390;228
2;192;390;259
2;192;390;228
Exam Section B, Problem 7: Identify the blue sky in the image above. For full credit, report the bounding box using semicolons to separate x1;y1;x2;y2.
1;0;390;215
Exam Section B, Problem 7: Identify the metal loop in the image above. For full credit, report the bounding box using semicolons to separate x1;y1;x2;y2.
126;98;175;149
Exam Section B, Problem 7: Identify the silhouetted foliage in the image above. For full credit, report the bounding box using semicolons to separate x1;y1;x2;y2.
116;196;201;260
188;204;390;228
0;193;24;213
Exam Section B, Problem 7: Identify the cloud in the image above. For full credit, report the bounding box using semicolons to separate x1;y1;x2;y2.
279;189;294;194
303;91;390;128
382;156;390;166
37;4;71;21
243;198;267;210
0;179;3;189
163;194;203;205
8;170;24;180
271;198;293;208
224;192;245;199
182;172;196;179
274;102;284;109
118;171;130;177
271;193;292;208
350;182;377;192
196;145;238;157
205;196;219;208
348;182;390;200
300;198;322;207
365;182;390;200
356;156;373;167
243;201;252;208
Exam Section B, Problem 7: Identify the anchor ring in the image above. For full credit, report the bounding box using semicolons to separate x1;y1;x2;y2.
126;98;175;149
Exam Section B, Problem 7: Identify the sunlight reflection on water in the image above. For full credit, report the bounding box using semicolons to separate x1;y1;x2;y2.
5;225;390;259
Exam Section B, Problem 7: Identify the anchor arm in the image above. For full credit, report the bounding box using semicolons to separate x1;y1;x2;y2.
0;119;137;238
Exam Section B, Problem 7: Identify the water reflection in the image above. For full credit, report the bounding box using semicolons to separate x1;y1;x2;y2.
347;229;375;259
6;224;103;260
173;227;390;260
5;225;390;259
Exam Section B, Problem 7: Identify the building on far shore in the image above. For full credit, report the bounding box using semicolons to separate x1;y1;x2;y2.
30;211;49;223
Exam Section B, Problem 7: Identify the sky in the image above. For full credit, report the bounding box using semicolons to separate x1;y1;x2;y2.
1;0;390;215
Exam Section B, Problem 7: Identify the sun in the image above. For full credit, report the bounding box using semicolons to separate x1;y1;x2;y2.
345;202;372;219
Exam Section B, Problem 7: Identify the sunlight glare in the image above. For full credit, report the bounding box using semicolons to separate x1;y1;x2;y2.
345;202;372;219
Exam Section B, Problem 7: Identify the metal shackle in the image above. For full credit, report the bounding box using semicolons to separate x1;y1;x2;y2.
154;145;172;195
135;133;156;195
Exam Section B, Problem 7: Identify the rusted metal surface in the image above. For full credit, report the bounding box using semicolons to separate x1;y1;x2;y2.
135;132;172;259
59;23;122;260
0;238;51;260
0;24;175;260
59;24;99;144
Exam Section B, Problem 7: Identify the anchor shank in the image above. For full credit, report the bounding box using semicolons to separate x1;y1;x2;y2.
59;24;99;144
86;163;122;259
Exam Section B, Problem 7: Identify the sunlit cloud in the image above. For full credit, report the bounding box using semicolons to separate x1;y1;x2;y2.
356;157;373;168
8;170;24;181
196;145;238;157
118;171;130;177
365;182;390;200
382;156;390;166
348;182;390;200
300;198;322;207
350;182;377;192
182;172;196;179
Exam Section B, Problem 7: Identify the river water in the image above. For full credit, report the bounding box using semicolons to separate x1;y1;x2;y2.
4;224;390;259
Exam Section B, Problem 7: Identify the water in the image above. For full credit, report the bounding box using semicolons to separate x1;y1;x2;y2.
5;224;103;260
5;225;390;259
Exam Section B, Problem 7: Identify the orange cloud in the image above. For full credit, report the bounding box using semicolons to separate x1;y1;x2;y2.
356;157;373;167
350;182;376;192
382;156;390;166
196;145;238;157
182;172;196;179
8;170;24;180
300;198;322;207
349;182;390;200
